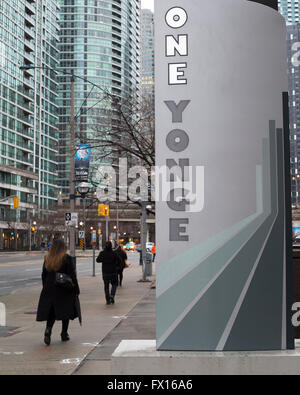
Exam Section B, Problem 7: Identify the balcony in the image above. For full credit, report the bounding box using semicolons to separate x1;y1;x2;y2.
20;101;34;113
25;2;35;15
24;13;35;27
23;76;34;90
24;39;34;52
23;51;34;64
24;25;35;39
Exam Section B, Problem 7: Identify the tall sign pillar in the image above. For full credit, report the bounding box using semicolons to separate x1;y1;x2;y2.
155;0;294;351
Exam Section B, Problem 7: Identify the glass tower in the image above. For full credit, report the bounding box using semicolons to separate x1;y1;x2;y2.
57;0;140;194
0;0;60;249
141;8;154;101
279;0;300;24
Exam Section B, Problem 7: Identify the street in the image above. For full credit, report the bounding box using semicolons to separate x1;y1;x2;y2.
0;251;140;296
0;250;153;375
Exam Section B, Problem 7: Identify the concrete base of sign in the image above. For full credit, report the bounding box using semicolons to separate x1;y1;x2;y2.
111;340;300;375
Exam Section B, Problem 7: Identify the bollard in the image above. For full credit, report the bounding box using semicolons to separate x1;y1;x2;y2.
0;303;6;327
145;251;153;276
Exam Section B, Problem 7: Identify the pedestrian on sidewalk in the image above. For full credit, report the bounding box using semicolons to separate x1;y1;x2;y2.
36;239;81;346
115;244;128;287
97;241;118;305
151;243;156;262
41;241;45;253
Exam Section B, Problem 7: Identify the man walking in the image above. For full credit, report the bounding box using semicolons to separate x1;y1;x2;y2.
96;241;118;305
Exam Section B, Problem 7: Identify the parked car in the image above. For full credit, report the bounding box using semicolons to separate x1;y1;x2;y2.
125;242;136;251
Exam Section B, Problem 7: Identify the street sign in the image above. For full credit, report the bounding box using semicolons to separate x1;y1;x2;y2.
92;228;97;246
13;197;19;209
79;231;85;239
65;212;78;227
98;204;105;216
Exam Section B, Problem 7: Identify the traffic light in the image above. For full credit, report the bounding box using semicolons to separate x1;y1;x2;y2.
104;205;109;216
98;229;102;235
31;227;35;232
13;196;19;209
10;232;14;236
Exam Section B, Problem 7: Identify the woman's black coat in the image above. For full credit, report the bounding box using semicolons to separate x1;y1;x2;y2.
36;254;80;322
115;248;127;272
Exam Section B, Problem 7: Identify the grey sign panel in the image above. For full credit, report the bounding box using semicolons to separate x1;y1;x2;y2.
155;0;294;351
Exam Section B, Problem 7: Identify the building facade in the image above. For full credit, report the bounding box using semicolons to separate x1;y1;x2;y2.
279;0;299;24
57;0;141;195
287;24;300;207
141;8;154;101
0;0;60;249
279;1;300;207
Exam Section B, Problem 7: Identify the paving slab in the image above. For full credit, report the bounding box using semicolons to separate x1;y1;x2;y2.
73;289;156;375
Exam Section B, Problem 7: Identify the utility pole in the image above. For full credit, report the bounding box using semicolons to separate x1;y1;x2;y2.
105;216;109;242
29;218;32;252
141;201;147;281
116;202;119;244
69;76;76;259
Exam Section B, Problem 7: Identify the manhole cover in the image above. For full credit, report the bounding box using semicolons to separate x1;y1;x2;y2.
0;327;19;337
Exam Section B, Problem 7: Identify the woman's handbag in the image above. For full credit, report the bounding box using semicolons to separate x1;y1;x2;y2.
55;272;74;291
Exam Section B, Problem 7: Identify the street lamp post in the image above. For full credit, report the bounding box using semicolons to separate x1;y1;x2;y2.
69;77;76;258
20;64;119;259
77;182;90;252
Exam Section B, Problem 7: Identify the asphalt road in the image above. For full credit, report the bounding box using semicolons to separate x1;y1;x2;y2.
0;251;140;296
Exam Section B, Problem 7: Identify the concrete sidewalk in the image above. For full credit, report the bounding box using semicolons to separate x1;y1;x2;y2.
0;265;155;375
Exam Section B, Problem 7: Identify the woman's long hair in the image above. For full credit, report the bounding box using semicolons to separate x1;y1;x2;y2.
45;239;67;272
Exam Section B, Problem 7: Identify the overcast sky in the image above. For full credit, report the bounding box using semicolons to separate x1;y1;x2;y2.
141;0;154;12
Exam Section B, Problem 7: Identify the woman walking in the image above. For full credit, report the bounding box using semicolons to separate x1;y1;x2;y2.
115;244;127;287
36;239;80;346
97;241;118;305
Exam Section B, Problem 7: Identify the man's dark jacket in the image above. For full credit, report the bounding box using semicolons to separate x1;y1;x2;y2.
96;249;119;276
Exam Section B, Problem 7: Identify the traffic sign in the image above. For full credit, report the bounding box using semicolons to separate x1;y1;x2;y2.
13;196;19;209
80;239;84;249
92;228;97;246
98;204;104;216
79;230;85;239
65;212;78;227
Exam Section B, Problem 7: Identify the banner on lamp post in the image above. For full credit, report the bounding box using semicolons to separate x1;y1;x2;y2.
75;144;91;181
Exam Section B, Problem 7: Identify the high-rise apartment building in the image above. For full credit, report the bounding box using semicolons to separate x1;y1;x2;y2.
279;1;300;206
0;0;60;249
287;24;300;206
57;0;140;194
141;8;154;100
279;0;299;24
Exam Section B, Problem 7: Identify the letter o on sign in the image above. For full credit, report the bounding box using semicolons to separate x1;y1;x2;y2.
166;129;189;152
165;7;188;29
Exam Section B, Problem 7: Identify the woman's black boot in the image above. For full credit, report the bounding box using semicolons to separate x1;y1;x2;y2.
44;327;52;346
